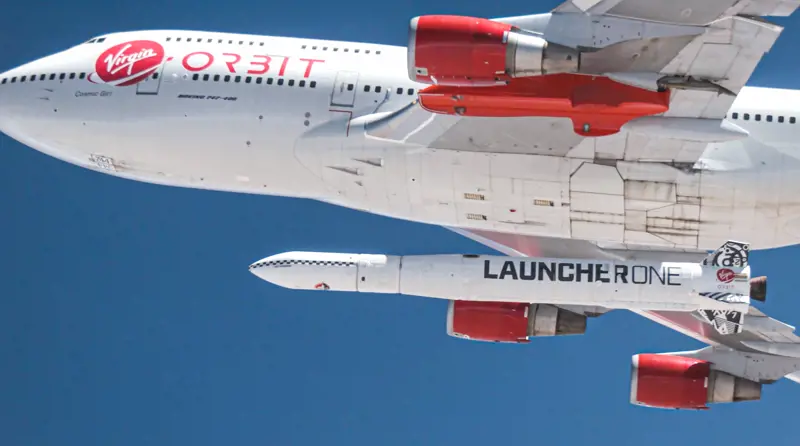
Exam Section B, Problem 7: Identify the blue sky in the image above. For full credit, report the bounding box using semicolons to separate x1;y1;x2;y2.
2;2;800;445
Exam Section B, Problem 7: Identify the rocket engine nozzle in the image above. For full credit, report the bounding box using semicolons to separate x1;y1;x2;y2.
750;276;767;302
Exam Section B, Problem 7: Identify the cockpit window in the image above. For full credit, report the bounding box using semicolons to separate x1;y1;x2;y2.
84;36;106;44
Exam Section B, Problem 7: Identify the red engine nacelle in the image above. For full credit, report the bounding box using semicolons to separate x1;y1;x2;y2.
407;15;580;86
630;354;762;410
446;301;587;343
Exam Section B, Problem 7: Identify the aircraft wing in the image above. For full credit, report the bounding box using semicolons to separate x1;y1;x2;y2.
361;2;795;166
449;227;800;384
551;0;800;23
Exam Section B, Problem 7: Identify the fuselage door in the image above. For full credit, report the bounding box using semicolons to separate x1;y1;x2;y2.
136;63;167;95
330;71;359;107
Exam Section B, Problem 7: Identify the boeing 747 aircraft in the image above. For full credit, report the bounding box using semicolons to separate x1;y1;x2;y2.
3;0;800;409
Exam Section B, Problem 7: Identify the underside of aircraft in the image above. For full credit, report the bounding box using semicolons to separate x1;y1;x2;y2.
3;0;800;411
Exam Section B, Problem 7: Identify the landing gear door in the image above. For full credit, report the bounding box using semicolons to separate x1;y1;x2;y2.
330;71;359;107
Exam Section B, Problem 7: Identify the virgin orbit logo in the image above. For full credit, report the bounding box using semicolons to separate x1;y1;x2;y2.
94;40;164;86
717;268;735;283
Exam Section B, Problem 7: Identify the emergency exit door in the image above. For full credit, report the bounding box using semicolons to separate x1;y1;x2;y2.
330;71;359;107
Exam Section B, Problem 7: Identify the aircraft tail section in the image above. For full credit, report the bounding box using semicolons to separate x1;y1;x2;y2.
693;309;745;335
694;240;754;335
701;240;749;268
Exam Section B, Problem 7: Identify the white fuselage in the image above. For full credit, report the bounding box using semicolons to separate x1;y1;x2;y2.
249;251;752;312
3;30;800;252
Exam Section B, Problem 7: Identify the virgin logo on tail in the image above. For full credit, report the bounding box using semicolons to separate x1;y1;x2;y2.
94;40;165;87
716;268;735;283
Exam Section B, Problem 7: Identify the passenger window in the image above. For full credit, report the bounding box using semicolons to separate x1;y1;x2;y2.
277;78;284;86
396;87;403;94
176;38;182;42
203;74;210;81
224;75;231;82
192;73;199;81
49;74;56;80
187;38;192;42
69;73;76;79
29;75;36;82
299;80;306;87
347;84;354;91
288;79;295;86
333;48;339;52
375;86;382;93
40;74;46;80
312;46;317;50
166;37;172;42
1;79;5;84
376;50;381;55
310;81;316;88
249;42;254;46
153;72;159;79
323;47;328;51
59;73;66;80
767;115;773;122
301;45;307;49
208;39;213;43
744;113;750;120
732;112;738;119
234;75;241;82
354;49;360;53
267;78;274;84
344;48;349;52
245;76;252;83
364;85;370;92
214;74;220;81
79;73;86;79
792;117;797;124
755;114;761;121
20;76;26;82
256;77;263;84
10;77;16;83
779;116;785;123
407;88;414;95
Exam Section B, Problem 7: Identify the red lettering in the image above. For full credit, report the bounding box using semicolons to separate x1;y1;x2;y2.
182;52;214;72
222;53;241;73
300;58;325;78
278;56;289;76
247;55;272;75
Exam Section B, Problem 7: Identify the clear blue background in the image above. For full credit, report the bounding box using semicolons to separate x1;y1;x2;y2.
1;2;799;445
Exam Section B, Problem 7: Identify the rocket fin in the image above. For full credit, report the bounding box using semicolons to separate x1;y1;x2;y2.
692;309;745;335
701;240;750;268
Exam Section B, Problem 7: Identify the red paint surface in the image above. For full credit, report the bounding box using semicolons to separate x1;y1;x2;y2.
717;268;735;283
451;301;529;343
411;15;513;85
95;40;165;86
418;74;670;137
634;354;710;410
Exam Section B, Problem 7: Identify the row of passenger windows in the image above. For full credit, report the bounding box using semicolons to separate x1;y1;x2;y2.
160;36;382;55
1;72;86;84
729;112;796;123
188;72;318;88
184;72;416;95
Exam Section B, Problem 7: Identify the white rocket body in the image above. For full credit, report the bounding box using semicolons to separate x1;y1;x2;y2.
249;252;752;313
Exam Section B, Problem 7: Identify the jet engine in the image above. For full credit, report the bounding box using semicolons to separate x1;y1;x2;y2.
446;301;587;343
630;354;762;410
407;15;581;86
